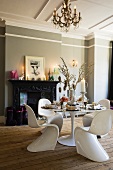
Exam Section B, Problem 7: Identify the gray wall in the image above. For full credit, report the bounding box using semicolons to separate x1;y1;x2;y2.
4;25;85;114
86;38;111;103
0;24;112;118
94;39;111;102
87;39;95;102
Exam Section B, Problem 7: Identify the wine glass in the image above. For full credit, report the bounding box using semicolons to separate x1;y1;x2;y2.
84;99;89;109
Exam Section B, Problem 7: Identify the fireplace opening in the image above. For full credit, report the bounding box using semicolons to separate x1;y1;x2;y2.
20;92;41;117
27;92;41;117
20;92;27;106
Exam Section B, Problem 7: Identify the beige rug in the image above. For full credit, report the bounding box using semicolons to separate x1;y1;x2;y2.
0;116;113;170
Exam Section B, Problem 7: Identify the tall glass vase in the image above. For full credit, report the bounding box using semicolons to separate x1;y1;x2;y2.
67;89;76;104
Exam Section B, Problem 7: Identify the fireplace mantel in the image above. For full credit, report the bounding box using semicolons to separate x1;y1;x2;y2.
9;79;59;116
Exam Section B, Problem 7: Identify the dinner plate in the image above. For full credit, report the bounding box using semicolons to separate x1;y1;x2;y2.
41;106;58;109
88;108;101;110
66;109;79;111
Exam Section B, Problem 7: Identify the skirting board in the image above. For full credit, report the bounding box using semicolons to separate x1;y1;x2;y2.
0;116;6;124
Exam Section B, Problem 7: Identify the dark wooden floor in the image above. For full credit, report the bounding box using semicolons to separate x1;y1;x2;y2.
0;116;113;170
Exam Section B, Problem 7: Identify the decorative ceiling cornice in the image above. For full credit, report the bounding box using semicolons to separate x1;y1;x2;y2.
4;20;113;41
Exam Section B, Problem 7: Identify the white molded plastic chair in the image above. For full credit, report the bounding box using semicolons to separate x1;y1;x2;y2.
98;99;110;109
75;109;113;162
38;98;63;132
25;104;59;152
83;99;110;127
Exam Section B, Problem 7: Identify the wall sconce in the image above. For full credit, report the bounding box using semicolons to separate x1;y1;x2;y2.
72;60;78;67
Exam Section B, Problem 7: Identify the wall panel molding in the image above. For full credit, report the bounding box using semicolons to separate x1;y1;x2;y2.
5;33;111;49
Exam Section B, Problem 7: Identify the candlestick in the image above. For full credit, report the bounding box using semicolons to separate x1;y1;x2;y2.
79;12;81;18
48;68;51;80
81;78;85;92
80;92;87;101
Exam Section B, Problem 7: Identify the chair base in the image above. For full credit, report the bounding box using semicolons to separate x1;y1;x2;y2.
58;135;76;146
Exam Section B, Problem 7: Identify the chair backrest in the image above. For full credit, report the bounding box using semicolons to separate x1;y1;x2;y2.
38;98;52;116
25;104;39;128
98;99;110;109
89;109;113;135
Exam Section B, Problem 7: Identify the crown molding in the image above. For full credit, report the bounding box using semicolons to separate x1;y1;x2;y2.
61;32;85;40
5;20;85;40
5;20;113;41
85;31;113;41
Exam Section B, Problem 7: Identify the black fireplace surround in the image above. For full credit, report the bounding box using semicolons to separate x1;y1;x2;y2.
9;80;59;117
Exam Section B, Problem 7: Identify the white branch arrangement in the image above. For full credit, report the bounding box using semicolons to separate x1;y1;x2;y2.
58;57;93;91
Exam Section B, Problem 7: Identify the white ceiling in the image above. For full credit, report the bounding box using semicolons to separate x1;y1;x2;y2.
0;0;113;38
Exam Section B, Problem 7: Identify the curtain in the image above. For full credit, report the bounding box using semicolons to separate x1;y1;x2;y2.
109;41;113;100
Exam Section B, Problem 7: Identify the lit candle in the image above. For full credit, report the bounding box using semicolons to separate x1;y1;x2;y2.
54;8;56;16
74;5;76;14
81;78;85;92
22;66;24;74
43;75;46;80
64;3;66;8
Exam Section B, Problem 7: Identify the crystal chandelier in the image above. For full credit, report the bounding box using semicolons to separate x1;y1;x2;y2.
52;0;82;32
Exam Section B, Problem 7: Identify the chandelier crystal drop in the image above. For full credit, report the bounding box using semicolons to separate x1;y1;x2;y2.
52;0;82;32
